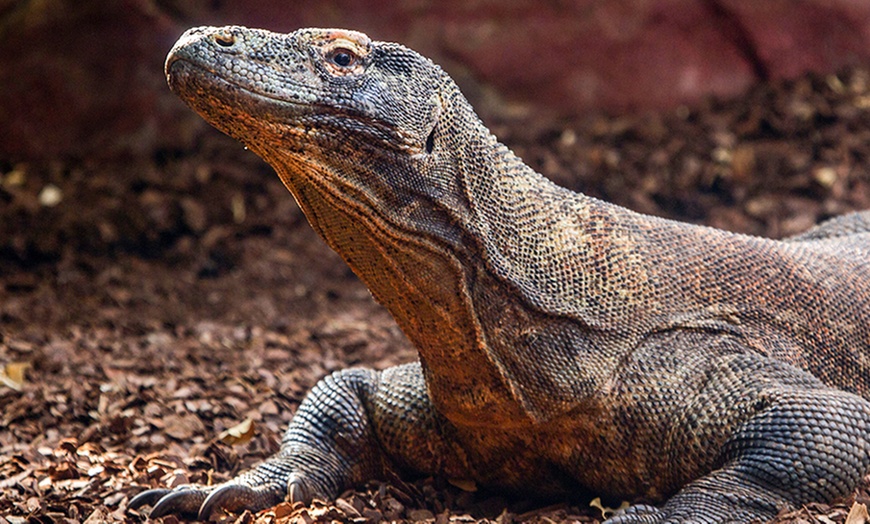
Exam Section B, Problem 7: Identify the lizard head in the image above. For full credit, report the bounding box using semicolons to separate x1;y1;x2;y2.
166;26;478;222
165;26;487;248
166;26;445;153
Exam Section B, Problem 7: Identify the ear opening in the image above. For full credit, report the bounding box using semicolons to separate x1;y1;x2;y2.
425;127;435;154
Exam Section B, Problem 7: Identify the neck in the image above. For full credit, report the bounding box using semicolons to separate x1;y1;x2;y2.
267;109;647;425
265;132;538;425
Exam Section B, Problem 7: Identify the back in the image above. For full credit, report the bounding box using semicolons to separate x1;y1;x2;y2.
635;209;870;398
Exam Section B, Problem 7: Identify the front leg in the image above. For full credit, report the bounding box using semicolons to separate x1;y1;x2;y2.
129;362;458;520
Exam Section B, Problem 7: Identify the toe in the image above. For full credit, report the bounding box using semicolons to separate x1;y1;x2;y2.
199;484;256;520
199;483;284;520
128;488;171;511
150;488;208;519
287;474;311;505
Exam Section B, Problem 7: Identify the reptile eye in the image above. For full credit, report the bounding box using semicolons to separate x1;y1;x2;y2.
328;48;357;68
214;33;235;47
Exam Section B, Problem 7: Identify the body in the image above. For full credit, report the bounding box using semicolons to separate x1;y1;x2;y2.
130;26;870;523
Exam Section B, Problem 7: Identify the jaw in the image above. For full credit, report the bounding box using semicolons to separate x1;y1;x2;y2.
166;58;313;150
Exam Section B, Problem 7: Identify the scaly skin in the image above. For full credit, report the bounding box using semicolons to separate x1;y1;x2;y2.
129;26;870;522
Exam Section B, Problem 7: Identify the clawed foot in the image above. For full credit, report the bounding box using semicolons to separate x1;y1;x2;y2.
128;368;411;520
129;487;207;519
128;473;314;520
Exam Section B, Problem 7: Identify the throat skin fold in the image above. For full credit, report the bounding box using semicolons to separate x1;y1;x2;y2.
265;146;544;427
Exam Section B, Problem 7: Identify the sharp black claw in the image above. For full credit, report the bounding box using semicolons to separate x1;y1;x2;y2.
149;488;208;519
287;475;309;504
199;484;258;520
128;488;171;511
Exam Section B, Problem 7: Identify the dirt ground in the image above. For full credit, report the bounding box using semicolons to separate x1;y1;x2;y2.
2;66;870;523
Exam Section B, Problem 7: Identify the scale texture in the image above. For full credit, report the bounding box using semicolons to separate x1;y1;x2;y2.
130;26;870;523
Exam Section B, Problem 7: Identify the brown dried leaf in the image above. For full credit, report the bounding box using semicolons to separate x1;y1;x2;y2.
218;418;256;446
163;414;205;440
447;478;477;492
408;509;435;520
272;502;296;518
334;498;361;518
48;462;79;481
589;497;630;520
846;503;870;524
83;506;112;523
0;361;32;390
259;399;279;416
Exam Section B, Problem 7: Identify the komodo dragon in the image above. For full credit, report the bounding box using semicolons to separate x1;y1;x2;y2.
130;26;870;523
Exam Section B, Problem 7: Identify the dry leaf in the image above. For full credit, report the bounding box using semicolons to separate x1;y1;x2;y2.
218;417;256;445
590;497;631;519
846;503;870;524
447;478;477;492
273;502;295;518
163;414;205;440
0;361;32;390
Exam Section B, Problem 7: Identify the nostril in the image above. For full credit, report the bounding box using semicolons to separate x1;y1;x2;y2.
214;33;235;48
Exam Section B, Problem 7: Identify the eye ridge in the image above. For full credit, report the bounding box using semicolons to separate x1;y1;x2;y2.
328;48;357;68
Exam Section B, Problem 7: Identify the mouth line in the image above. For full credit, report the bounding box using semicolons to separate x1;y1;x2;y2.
167;56;310;109
167;55;411;151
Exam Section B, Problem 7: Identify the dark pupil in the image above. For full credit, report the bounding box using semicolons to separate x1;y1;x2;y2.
333;51;353;67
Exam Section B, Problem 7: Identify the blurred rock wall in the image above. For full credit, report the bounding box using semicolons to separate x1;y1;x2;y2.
2;0;869;160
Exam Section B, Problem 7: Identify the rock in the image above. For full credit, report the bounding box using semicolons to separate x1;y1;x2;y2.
3;0;870;160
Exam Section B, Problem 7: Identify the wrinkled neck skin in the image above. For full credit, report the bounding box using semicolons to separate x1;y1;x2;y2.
246;81;612;426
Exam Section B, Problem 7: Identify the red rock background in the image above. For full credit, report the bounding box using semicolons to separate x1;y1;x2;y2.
3;0;870;160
